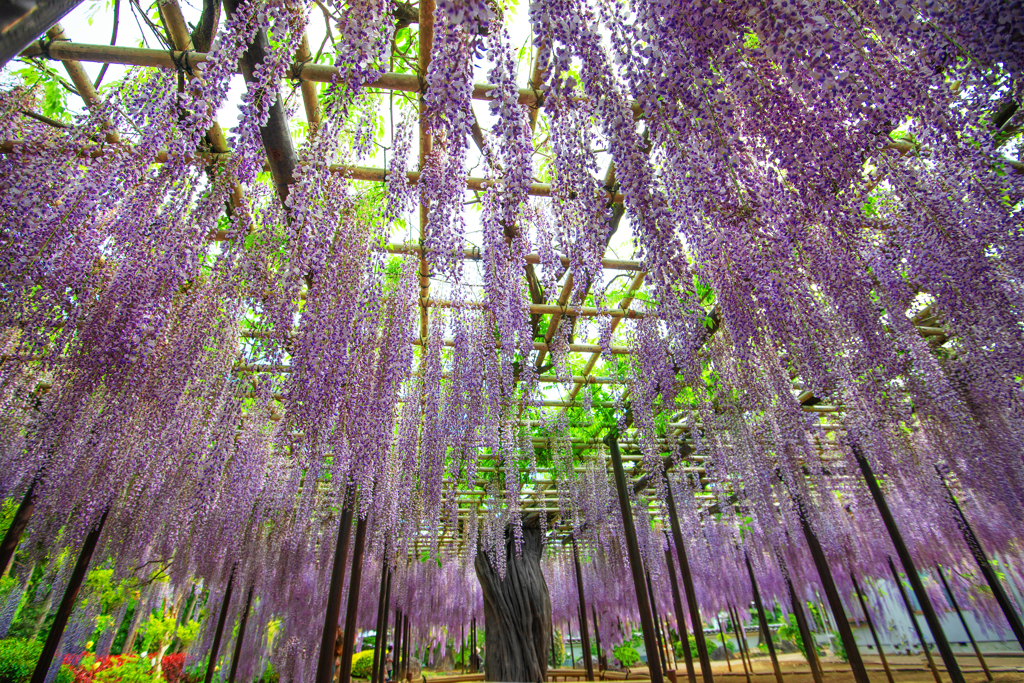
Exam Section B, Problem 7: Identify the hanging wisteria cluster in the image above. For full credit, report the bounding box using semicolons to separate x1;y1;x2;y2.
0;0;1022;677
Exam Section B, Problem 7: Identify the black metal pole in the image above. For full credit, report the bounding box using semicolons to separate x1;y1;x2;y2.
730;604;755;674
717;615;732;672
593;605;604;672
373;564;388;683
606;432;664;683
785;576;822;683
889;558;942;683
939;472;1024;650
394;609;404;678
728;605;751;683
317;506;354;683
936;564;992;681
402;615;410;679
745;554;784;683
551;621;558;668
30;509;108;683
202;568;236;683
666;482;713;683
0;478;36;575
855;447;965;683
851;572;895;683
645;570;669;674
665;548;697;683
377;571;393;683
793;498;870;683
572;537;595;681
569;621;575;667
339;515;368;683
228;584;254;683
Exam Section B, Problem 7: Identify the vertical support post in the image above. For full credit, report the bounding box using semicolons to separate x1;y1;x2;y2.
0;478;36;575
645;571;669;673
572;537;595;681
889;558;941;683
939;473;1024;650
936;565;992;681
717;616;731;672
377;572;393;683
728;605;751;683
745;554;784;683
666;481;713;683
664;616;677;672
373;564;389;683
785;577;822;683
606;432;664;683
462;623;467;674
228;584;254;683
851;572;895;683
793;496;871;683
339;515;368;683
403;615;410;679
730;604;754;674
551;621;558;668
30;509;107;683
593;605;605;671
317;506;354;683
856;447;965;683
394;609;404;679
202;568;236;683
665;548;696;683
471;616;477;673
569;622;575;667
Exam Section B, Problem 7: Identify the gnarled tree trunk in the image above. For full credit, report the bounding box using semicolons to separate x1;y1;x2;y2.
474;517;551;683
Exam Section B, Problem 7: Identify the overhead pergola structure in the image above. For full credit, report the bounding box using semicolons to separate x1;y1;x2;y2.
0;2;1022;683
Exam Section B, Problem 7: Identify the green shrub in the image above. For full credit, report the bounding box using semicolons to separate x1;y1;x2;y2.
672;635;698;660
612;645;640;668
0;638;42;683
352;650;376;679
832;632;848;662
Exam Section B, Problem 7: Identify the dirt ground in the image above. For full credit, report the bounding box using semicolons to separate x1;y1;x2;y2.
643;652;1024;683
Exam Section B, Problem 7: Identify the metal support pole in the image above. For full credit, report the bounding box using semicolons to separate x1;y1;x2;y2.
665;548;697;683
606;432;664;683
646;570;669;673
745;554;784;683
373;565;389;683
394;609;404;679
889;558;942;683
30;509;108;683
572;537;595;680
785;576;822;683
717;616;732;672
666;481;714;683
728;605;751;683
228;584;254;683
377;572;393;683
317;506;354;683
0;478;36;575
339;515;368;683
936;565;992;681
202;568;235;683
939;473;1024;650
851;572;895;683
593;605;604;672
856;447;965;683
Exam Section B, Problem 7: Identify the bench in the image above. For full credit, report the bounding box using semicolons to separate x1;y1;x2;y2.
421;674;485;683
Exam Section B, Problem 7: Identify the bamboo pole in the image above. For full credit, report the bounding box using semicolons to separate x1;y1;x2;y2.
851;572;895;683
936;564;992;681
